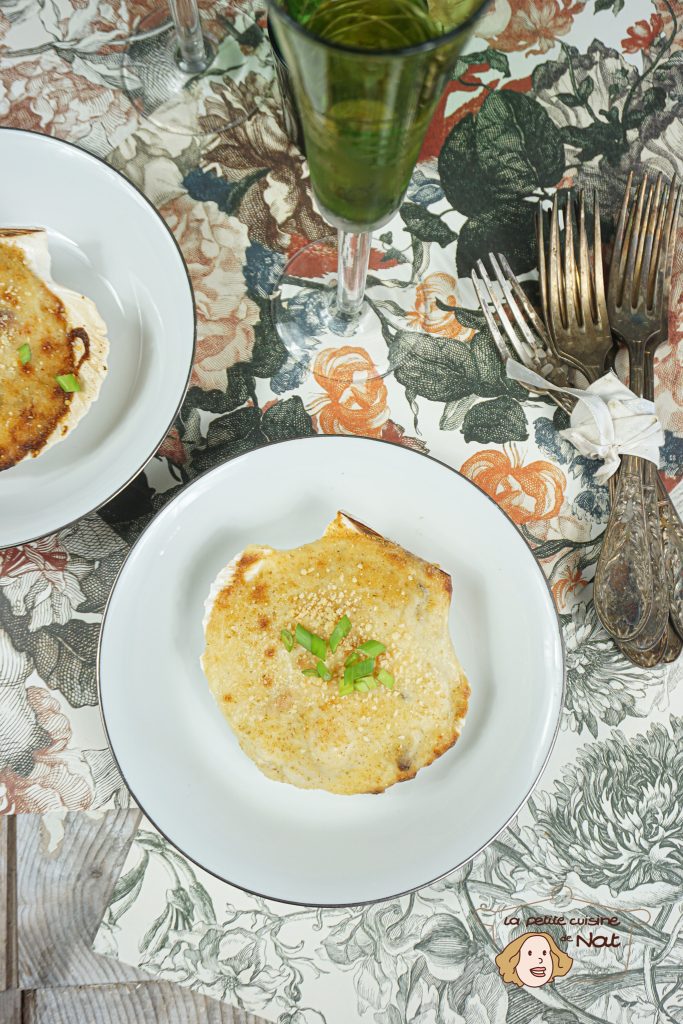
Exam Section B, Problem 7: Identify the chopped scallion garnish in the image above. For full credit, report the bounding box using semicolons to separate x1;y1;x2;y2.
329;614;351;652
355;680;370;693
344;658;375;686
356;676;377;691
316;660;332;681
357;639;386;658
17;343;31;365
338;679;354;696
377;668;395;689
345;650;362;667
302;667;318;676
281;628;294;652
295;623;327;660
56;373;80;393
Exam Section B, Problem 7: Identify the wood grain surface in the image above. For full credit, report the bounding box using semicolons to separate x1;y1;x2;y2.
23;985;262;1024
2;811;272;1024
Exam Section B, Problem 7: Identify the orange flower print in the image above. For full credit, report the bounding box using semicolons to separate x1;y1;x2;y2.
622;14;664;54
461;447;566;525
407;273;475;341
479;0;585;57
309;347;389;437
552;565;588;610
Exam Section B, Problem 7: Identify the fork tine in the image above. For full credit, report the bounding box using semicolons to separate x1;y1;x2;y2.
471;269;514;365
609;170;633;309
488;252;542;355
536;205;551;331
474;258;536;369
577;189;595;327
563;191;580;327
652;182;681;323
649;177;671;305
593;189;609;329
637;174;661;309
549;194;566;330
496;253;549;341
623;175;649;310
473;260;532;368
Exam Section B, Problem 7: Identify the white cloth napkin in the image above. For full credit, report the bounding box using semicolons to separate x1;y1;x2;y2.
506;361;665;484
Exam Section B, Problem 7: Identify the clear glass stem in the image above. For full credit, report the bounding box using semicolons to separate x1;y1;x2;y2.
335;230;371;321
169;0;210;74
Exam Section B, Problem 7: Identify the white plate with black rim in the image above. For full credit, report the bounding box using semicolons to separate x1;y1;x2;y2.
99;435;564;907
0;128;195;548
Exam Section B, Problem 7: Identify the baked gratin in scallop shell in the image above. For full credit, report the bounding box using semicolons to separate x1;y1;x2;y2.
201;512;470;795
0;228;108;469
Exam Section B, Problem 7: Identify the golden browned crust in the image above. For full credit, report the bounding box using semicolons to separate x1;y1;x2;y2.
201;512;470;795
0;230;108;471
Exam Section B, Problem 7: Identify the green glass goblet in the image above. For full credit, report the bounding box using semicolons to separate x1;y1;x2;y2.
268;0;489;379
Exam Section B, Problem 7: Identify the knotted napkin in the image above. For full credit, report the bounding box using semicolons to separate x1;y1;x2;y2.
506;361;665;484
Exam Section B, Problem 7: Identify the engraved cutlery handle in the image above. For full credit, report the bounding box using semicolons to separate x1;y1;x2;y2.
629;461;670;650
594;455;653;641
658;478;683;639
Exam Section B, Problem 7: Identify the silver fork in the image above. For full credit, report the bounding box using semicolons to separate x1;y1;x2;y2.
471;254;680;668
631;179;683;642
598;175;681;646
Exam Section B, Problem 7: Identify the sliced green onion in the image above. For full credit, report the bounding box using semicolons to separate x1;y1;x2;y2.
329;614;351;652
357;639;386;658
356;676;377;691
355;680;370;693
295;623;326;660
377;668;395;690
316;660;331;681
302;667;318;676
17;343;31;365
56;373;80;393
281;628;294;652
344;658;375;686
338;679;354;696
345;650;362;667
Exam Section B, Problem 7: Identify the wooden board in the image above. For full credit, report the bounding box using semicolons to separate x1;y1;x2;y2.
23;984;260;1024
0;988;22;1024
1;816;17;992
17;810;146;989
4;810;272;1024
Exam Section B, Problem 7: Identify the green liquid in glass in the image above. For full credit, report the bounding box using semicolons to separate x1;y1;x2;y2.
306;0;440;47
282;0;461;229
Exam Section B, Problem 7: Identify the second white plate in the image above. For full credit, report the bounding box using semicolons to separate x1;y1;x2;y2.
99;436;564;906
0;129;195;547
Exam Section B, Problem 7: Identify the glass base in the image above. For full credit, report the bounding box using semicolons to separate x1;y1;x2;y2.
272;236;409;382
122;3;272;138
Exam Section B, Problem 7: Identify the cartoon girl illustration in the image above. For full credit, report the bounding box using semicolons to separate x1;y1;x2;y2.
495;932;573;989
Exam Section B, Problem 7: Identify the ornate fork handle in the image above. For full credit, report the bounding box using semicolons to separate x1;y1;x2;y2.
594;454;654;641
631;461;670;650
658;481;683;638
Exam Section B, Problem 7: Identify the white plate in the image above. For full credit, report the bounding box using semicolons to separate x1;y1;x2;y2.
99;436;565;906
0;129;195;547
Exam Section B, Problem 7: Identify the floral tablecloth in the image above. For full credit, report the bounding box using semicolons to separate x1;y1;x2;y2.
3;1;683;1021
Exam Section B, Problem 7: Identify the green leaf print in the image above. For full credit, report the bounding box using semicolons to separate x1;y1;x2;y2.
250;293;289;379
439;92;564;217
453;47;510;79
262;396;314;442
390;330;478;403
400;202;457;247
595;0;624;11
437;115;485;218
390;319;526;409
455;200;537;277
474;92;564;198
462;395;529;443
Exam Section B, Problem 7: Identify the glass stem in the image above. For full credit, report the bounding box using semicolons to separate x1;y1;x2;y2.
336;230;371;320
169;0;210;74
